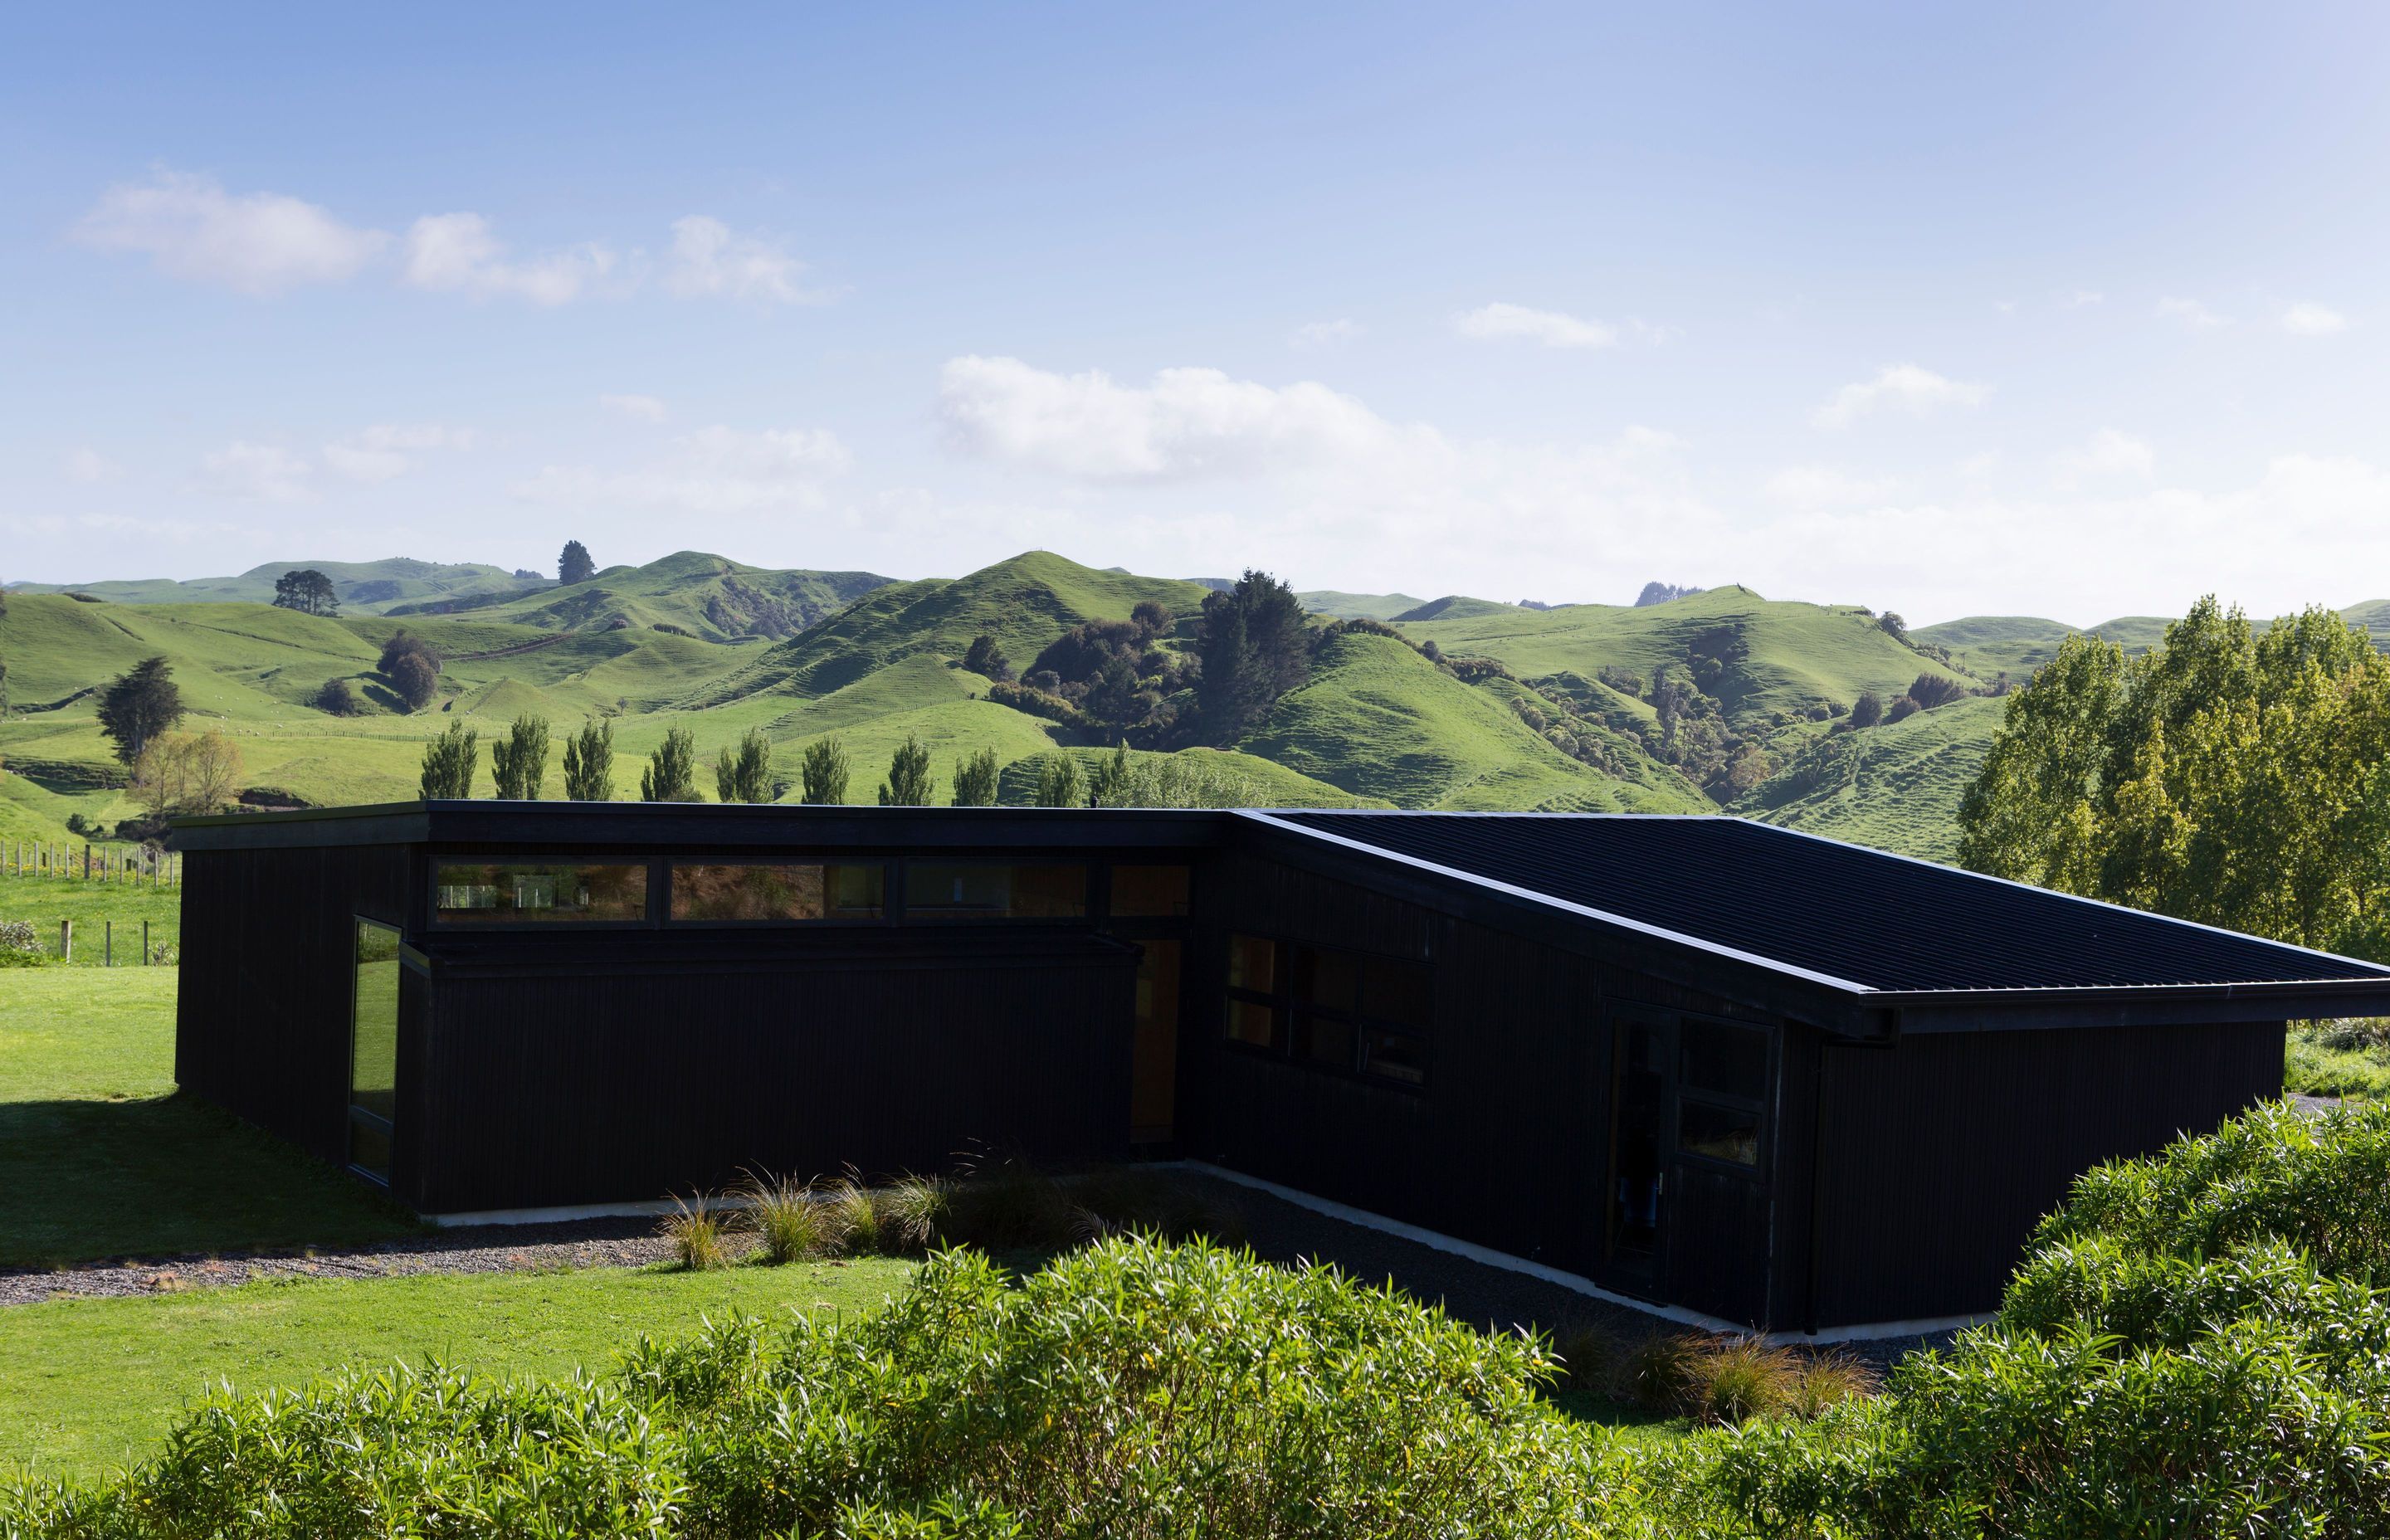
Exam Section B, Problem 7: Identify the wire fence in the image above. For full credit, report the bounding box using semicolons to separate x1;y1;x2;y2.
1;839;180;886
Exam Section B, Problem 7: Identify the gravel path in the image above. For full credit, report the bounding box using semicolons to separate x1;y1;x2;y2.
0;1217;671;1307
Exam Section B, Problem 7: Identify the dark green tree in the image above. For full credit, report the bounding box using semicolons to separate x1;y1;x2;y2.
961;634;1012;681
799;737;851;804
271;568;340;616
878;734;934;806
1089;741;1133;804
1085;652;1144;725
96;656;185;765
715;727;774;803
1196;570;1309;743
311;677;361;716
1034;753;1084;808
562;718;616;802
1849;690;1885;729
490;714;552;799
558;540;596;585
419;721;479;798
387;651;439;712
639;725;701;802
951;746;1000;807
1130;600;1173;638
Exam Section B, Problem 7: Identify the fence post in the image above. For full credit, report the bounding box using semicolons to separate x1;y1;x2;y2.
60;920;71;963
84;842;91;880
105;920;112;967
144;920;151;966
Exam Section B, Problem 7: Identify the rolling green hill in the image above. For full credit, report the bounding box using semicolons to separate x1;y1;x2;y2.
1297;591;1430;619
1388;596;1519;622
7;558;549;614
1729;695;2007;862
1914;614;2173;679
387;550;890;641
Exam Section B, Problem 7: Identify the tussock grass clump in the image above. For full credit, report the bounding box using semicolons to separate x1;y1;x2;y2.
1556;1323;1873;1426
662;1192;734;1271
736;1170;827;1265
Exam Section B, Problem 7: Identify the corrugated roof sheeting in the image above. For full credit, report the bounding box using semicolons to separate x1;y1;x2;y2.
1267;811;2390;994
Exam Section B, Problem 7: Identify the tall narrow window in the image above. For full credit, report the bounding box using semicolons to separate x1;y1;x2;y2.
1130;939;1183;1143
349;920;401;1183
1677;1019;1768;1170
1223;933;1286;1051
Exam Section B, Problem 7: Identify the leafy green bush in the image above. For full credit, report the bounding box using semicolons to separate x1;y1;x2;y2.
0;919;50;967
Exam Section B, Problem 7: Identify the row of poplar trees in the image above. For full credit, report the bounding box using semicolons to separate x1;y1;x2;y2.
419;718;1088;807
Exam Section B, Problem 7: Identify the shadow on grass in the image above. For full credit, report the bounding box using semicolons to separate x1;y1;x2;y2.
0;1095;421;1272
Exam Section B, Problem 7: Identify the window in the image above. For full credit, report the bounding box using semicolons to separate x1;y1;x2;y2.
349;919;401;1183
1223;933;1431;1088
1111;864;1191;918
904;863;1086;919
1677;1018;1768;1171
671;862;884;922
435;861;647;924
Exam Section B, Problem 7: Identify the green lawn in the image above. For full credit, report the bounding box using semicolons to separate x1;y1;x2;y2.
0;969;417;1268
2285;1021;2390;1101
0;1257;919;1480
0;871;183;964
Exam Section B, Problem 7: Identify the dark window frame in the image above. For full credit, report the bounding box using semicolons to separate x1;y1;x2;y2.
1222;931;1432;1092
897;858;1092;923
1671;1013;1773;1177
427;853;660;930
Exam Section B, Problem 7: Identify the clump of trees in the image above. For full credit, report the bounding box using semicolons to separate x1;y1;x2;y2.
130;729;244;821
1034;753;1083;807
378;632;441;713
801;738;850;805
311;678;362;716
558;540;596;586
98;656;185;765
419;722;479;798
1959;597;2390;958
879;735;934;806
271;569;339;616
563;719;615;801
490;715;551;800
1197;573;1309;744
641;727;700;802
715;728;774;803
961;635;1012;681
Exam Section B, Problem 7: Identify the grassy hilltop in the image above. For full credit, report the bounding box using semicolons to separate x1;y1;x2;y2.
7;553;2383;863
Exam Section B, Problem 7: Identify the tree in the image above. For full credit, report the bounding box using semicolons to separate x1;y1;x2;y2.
388;651;439;712
562;719;615;802
1879;612;1911;643
132;729;245;819
961;634;1012;681
1196;570;1310;744
800;737;851;805
558;540;596;586
1848;690;1885;729
951;746;1000;807
490;714;552;800
1909;672;1969;710
1085;652;1144;725
97;656;185;765
311;677;361;716
1089;742;1133;804
715;727;774;803
378;631;437;675
1035;753;1084;808
878;734;934;806
419;721;479;798
1131;600;1173;638
639;726;701;802
271;568;339;616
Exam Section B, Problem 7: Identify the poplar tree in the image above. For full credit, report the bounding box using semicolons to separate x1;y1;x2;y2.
800;738;851;804
639;726;700;802
715;727;774;803
878;734;934;806
419;721;479;799
951;746;1000;807
562;719;616;801
490;714;551;800
1035;753;1084;808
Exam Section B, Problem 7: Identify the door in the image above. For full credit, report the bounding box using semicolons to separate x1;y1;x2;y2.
1129;938;1182;1143
349;919;401;1183
1605;1013;1674;1286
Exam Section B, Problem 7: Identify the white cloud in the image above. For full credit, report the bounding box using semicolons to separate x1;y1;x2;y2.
1290;318;1363;349
938;356;1407;482
1764;465;1898;507
2157;295;2229;330
661;216;821;304
197;441;312;503
601;393;670;422
1811;363;1989;429
1452;302;1618;350
2281;302;2349;336
514;425;850;514
401;212;618;305
321;423;476;481
2057;428;2155;480
63;447;124;484
74;170;388;294
2066;289;2105;307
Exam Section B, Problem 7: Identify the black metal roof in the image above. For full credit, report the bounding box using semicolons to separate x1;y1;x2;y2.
1254;811;2390;997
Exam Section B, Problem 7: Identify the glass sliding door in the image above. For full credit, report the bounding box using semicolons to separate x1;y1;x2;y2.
349;919;401;1183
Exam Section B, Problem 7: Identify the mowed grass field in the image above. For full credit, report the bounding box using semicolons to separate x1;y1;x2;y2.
0;966;923;1480
0;872;183;962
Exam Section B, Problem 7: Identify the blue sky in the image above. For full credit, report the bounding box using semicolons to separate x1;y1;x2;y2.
4;2;2386;623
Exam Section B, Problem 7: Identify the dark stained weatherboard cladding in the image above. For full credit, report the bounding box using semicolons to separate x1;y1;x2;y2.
402;930;1137;1214
1804;1019;2287;1324
176;841;411;1165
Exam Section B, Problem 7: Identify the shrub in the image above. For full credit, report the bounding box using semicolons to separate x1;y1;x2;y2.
1848;690;1884;729
310;677;361;716
1907;671;1968;710
1882;694;1920;723
822;1174;886;1256
0;919;49;967
664;1192;734;1271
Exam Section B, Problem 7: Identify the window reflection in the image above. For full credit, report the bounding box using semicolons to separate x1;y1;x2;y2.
435;862;646;924
672;863;883;921
905;863;1085;919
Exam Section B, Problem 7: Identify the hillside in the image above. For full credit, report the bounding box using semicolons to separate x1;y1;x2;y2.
1729;695;2006;861
7;558;549;615
1297;591;1428;619
1915;602;2390;680
386;551;890;641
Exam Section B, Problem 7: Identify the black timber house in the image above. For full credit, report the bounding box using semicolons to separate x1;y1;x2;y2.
172;802;2390;1332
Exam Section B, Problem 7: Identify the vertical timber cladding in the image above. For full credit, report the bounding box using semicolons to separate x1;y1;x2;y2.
1808;1019;2290;1326
1193;850;1612;1279
174;843;410;1165
408;933;1139;1215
